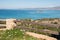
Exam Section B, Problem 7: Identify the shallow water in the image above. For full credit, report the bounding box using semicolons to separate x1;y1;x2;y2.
0;9;60;19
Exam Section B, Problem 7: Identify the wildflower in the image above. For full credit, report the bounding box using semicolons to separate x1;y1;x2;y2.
7;32;9;33
23;33;24;34
15;32;17;34
0;37;1;38
8;35;11;37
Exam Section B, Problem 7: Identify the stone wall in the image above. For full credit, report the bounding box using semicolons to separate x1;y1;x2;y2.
6;19;16;30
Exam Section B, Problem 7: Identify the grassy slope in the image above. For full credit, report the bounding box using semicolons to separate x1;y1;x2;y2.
0;29;39;40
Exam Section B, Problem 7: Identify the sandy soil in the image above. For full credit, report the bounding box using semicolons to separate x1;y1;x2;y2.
25;32;57;40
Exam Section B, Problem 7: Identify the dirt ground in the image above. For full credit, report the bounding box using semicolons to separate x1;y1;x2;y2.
25;32;57;40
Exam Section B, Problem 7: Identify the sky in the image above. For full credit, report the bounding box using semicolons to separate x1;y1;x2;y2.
0;0;60;9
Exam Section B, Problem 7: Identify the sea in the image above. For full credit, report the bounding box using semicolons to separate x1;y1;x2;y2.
0;9;60;19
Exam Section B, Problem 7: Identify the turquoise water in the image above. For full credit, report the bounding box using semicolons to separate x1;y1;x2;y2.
0;9;60;19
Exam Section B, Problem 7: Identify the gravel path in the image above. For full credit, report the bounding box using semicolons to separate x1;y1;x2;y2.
25;32;57;40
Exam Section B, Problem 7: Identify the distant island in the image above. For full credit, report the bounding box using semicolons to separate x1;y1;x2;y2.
21;6;60;10
46;6;60;10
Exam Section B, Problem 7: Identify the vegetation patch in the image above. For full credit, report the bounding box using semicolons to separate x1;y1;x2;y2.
0;28;40;40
